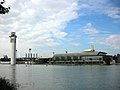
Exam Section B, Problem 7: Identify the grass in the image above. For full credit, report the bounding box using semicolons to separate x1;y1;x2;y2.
0;77;17;90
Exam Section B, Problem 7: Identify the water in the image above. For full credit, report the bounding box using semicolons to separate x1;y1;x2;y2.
0;65;120;90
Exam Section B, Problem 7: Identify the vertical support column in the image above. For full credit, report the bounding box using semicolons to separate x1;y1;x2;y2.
9;32;17;65
36;53;37;59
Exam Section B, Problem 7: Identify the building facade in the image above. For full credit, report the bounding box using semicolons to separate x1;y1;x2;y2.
50;49;113;65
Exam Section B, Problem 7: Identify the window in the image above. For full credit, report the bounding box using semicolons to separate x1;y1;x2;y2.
81;56;103;61
61;56;65;60
67;56;71;60
89;58;92;60
73;56;78;60
55;57;60;60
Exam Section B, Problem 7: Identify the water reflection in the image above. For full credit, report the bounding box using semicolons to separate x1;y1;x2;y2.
10;65;16;87
0;65;120;90
10;65;16;83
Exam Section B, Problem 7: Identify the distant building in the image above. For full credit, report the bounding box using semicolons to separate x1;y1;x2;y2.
3;55;8;59
117;54;120;63
50;48;113;65
113;54;120;63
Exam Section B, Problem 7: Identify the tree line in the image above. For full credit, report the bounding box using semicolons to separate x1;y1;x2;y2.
0;0;10;14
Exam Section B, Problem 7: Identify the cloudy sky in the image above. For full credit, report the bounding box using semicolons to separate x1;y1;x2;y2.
0;0;120;57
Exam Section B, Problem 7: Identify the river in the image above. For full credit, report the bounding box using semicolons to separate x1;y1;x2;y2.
0;64;120;90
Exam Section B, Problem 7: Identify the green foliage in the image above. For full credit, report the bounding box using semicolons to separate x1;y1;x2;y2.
0;77;17;90
0;0;10;14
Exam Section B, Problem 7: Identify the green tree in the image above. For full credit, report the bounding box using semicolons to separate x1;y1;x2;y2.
0;77;17;90
0;0;10;14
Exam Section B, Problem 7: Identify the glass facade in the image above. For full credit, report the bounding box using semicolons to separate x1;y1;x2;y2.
73;56;78;60
67;56;72;60
81;56;103;61
54;55;103;61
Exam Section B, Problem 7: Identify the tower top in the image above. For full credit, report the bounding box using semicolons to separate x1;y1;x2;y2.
9;32;17;38
9;32;17;43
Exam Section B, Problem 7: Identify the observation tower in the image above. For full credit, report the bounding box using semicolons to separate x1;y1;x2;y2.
9;32;17;65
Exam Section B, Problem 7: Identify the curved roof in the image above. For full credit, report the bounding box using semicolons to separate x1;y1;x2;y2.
53;51;107;57
80;51;99;56
83;48;95;52
53;53;80;57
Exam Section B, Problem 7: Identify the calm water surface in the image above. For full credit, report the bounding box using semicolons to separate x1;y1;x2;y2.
0;65;120;90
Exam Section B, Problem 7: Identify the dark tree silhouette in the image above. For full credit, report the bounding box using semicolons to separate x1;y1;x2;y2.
0;77;17;90
0;0;10;14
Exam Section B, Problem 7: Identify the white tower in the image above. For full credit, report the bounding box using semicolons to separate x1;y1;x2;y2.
9;32;17;65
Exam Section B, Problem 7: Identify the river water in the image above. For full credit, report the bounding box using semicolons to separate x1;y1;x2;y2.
0;65;120;90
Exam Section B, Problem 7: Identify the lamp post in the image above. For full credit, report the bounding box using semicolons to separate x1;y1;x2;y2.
29;48;31;55
53;52;55;55
65;50;68;54
29;48;31;64
16;50;17;59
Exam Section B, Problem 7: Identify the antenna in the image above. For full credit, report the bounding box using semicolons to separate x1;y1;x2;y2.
91;45;95;51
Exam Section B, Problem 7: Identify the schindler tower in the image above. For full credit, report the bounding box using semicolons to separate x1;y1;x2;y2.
9;32;17;65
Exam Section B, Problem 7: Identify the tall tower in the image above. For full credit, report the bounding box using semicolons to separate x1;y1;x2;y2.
9;32;17;65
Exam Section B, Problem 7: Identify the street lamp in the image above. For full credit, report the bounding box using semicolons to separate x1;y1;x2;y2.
29;48;31;53
16;50;17;59
29;48;31;64
65;50;68;53
53;52;55;55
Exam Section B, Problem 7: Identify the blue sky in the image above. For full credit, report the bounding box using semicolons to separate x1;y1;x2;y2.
0;0;120;57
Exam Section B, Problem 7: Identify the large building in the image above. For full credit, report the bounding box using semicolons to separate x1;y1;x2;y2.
50;48;113;65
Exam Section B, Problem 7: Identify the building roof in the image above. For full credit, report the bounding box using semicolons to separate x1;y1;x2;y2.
53;51;107;57
53;53;80;57
80;51;99;56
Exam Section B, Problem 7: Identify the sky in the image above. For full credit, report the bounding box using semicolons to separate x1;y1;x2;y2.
0;0;120;58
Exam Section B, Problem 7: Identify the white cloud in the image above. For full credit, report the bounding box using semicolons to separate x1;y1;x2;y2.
70;42;80;46
0;0;79;57
78;0;120;19
0;38;10;57
105;7;120;19
82;23;99;36
98;34;120;49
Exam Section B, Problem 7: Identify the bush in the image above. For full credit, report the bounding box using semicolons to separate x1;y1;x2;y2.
0;77;17;90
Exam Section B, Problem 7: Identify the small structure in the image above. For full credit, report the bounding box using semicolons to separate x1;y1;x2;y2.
9;32;17;65
113;54;120;64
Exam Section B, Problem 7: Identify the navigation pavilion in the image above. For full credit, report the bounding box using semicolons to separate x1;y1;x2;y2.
50;48;113;65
